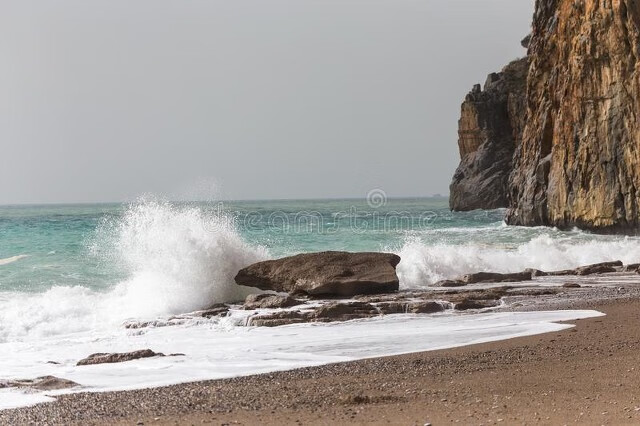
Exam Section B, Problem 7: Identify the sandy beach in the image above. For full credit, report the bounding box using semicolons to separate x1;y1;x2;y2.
0;296;638;425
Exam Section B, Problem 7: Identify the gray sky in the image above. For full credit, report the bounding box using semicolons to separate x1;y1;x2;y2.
0;0;533;204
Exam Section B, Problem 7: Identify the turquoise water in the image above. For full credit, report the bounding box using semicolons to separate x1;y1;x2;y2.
2;196;640;300
0;198;492;293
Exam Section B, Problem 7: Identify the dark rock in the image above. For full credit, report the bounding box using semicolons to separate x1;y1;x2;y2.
247;299;447;327
509;288;559;297
461;271;532;284
524;268;548;277
374;300;446;315
313;302;378;322
77;349;165;366
243;294;304;310
375;301;407;314
454;299;501;311
450;57;528;211
532;261;623;277
197;303;230;318
0;376;79;391
407;301;445;314
563;283;581;288
545;261;622;276
235;251;401;297
576;265;617;276
437;271;532;287
435;279;468;288
623;263;640;272
247;310;312;327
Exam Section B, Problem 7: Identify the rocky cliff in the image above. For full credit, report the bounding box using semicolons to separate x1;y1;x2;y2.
449;57;528;211
506;0;640;231
452;0;640;231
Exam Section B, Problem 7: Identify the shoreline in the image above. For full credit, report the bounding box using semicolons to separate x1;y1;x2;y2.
2;296;640;425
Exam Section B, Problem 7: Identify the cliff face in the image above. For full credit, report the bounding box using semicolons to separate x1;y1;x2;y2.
506;0;640;230
449;57;528;211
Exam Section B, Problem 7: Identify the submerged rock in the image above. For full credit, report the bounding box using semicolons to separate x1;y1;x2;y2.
0;376;79;391
536;261;622;277
197;303;231;318
235;251;401;297
436;279;469;288
562;283;581;289
436;271;532;287
77;349;168;366
454;299;501;311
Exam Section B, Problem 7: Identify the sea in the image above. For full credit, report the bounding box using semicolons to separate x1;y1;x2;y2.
0;196;629;408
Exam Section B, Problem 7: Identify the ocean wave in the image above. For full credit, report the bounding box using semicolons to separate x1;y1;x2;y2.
0;198;267;342
396;233;640;287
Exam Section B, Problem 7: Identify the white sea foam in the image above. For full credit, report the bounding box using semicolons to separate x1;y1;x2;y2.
0;199;267;342
0;309;603;410
396;233;640;287
0;254;28;266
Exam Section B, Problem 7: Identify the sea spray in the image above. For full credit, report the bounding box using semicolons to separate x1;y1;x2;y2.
0;198;268;342
98;198;268;318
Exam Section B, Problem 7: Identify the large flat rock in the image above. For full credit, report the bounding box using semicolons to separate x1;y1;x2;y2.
234;251;401;297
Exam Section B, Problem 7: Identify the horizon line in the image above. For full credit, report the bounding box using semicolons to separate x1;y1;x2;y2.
0;194;450;208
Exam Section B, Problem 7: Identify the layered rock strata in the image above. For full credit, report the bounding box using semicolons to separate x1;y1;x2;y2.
506;0;640;231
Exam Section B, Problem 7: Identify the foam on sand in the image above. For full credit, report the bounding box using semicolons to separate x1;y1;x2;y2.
0;309;604;410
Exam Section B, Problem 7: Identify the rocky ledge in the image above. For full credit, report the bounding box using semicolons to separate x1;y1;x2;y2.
240;259;635;327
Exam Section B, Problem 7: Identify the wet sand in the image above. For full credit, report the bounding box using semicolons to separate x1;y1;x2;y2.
1;296;640;425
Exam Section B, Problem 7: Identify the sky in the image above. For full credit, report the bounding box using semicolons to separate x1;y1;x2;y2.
0;1;534;204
